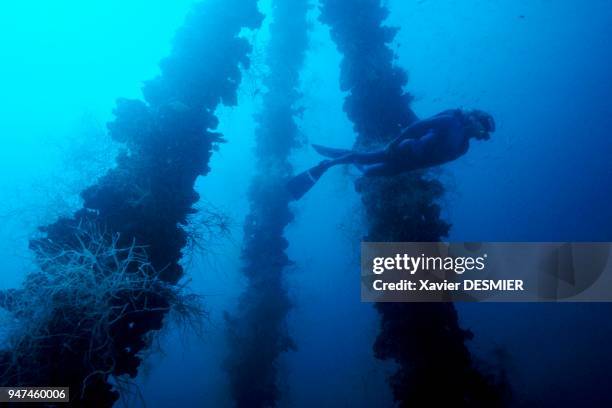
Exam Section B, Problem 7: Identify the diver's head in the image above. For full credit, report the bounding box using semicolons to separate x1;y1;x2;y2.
464;109;495;140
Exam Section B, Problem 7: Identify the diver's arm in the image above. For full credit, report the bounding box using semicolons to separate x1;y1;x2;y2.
387;114;455;151
396;129;439;152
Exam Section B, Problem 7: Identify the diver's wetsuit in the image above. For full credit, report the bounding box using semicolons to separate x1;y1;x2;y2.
321;109;470;176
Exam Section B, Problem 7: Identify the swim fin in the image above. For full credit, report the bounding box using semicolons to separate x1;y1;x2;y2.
312;144;352;159
287;161;331;200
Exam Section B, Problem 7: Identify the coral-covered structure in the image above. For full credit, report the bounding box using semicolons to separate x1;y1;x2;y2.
224;1;309;406
0;1;262;405
319;0;505;406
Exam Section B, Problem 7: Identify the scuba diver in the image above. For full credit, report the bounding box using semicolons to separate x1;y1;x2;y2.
287;108;495;200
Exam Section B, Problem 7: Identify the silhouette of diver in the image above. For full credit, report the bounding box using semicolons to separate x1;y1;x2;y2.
288;109;495;200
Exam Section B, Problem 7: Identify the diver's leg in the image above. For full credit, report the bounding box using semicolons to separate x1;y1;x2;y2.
312;144;351;159
328;149;387;166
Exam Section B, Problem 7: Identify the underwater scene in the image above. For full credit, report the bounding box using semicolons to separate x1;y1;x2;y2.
0;0;611;406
